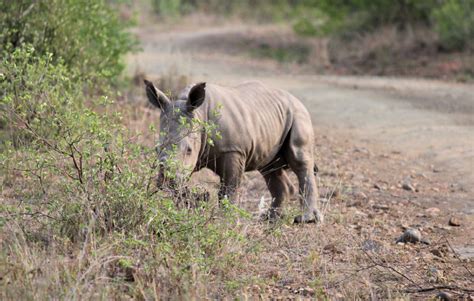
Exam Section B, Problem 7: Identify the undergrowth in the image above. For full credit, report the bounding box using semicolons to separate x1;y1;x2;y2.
0;45;253;299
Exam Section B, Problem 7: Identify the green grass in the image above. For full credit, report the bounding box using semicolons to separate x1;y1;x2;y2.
250;43;310;64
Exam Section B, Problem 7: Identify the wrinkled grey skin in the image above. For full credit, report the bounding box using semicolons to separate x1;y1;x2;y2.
145;80;322;223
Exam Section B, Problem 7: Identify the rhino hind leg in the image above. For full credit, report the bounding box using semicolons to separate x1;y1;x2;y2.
284;120;323;224
261;168;292;220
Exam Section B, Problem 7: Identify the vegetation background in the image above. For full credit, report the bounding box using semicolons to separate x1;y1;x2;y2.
1;0;473;299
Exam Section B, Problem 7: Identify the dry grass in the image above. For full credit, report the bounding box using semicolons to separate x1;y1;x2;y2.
327;25;473;81
1;74;473;300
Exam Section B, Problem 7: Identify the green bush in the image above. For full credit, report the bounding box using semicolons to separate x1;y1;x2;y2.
151;0;294;21
290;0;473;51
292;0;434;37
432;0;474;50
0;45;250;298
0;0;136;86
152;0;184;16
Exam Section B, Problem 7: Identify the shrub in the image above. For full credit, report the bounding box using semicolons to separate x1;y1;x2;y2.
151;0;185;16
151;0;294;21
432;0;474;50
0;0;136;86
0;45;249;299
292;0;434;37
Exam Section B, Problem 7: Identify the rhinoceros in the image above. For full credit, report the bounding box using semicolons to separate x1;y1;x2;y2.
144;80;322;223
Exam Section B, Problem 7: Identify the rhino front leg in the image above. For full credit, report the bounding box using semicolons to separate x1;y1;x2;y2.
216;153;245;203
261;169;292;220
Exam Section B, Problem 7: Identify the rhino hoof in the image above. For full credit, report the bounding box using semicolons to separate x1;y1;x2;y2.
260;209;282;222
294;210;323;224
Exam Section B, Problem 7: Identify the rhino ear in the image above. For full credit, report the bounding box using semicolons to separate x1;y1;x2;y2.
187;82;206;112
144;79;170;111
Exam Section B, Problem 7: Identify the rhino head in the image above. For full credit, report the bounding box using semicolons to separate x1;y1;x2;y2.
144;80;206;187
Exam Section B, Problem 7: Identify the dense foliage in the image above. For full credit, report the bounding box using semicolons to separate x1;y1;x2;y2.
431;0;474;50
151;0;473;51
293;0;473;51
0;0;136;86
0;2;251;298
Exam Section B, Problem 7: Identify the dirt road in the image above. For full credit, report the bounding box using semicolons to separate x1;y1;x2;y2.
128;24;474;214
125;22;474;298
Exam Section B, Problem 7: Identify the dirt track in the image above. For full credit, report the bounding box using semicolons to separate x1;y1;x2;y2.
125;23;474;298
128;24;474;213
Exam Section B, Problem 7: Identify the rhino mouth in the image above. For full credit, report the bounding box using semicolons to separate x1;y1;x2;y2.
156;166;192;191
156;169;177;189
155;169;208;208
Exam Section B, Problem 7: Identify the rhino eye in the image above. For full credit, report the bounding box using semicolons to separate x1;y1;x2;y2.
186;146;192;155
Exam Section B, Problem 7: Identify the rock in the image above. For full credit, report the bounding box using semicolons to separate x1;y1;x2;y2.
299;287;315;296
396;228;430;244
425;207;441;216
448;216;461;227
373;204;390;211
402;182;415;191
373;183;382;190
435;292;452;301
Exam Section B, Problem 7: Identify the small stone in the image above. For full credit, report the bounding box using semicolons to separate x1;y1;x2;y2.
448;216;461;227
435;292;452;301
425;207;441;216
373;204;390;211
402;182;415;191
396;228;422;244
300;287;314;296
374;183;382;190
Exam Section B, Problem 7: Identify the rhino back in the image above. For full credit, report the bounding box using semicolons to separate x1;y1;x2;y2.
203;82;303;170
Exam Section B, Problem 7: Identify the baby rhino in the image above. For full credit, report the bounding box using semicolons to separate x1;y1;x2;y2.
145;80;322;223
